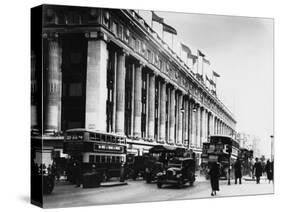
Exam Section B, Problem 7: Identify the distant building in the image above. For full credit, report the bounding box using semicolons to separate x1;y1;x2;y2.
237;132;263;158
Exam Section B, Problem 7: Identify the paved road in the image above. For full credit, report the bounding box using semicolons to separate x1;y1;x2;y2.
43;178;274;208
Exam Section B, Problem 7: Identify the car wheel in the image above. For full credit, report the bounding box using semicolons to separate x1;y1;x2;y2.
146;174;151;183
177;179;184;188
189;181;194;186
157;182;162;188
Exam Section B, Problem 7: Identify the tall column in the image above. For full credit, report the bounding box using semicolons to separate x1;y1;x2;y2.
44;35;62;132
31;51;37;129
192;102;197;147
115;50;126;134
112;51;118;132
157;80;161;142
169;87;175;144
175;92;179;143
205;110;209;142
206;112;210;139
214;116;217;135
148;74;155;140
145;73;150;138
166;87;170;143
133;63;142;138
213;117;216;135
209;113;213;137
159;81;166;142
217;119;219;134
197;106;201;148
215;118;218;134
183;96;189;146
85;38;108;131
178;93;183;145
201;108;206;144
130;63;135;136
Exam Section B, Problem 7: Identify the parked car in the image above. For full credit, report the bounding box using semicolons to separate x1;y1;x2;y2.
156;157;196;188
145;159;165;183
144;145;179;183
125;154;149;180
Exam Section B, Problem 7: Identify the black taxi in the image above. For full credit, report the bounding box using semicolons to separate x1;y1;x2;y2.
156;157;196;188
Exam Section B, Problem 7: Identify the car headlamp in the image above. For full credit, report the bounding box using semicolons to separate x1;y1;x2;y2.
176;173;182;178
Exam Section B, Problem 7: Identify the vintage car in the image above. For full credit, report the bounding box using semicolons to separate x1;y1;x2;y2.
145;158;165;183
156;157;196;188
144;145;182;183
125;154;149;180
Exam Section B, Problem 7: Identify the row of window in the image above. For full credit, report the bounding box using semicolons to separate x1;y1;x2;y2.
89;155;124;164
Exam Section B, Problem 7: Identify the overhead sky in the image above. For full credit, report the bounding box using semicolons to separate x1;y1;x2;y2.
139;10;274;156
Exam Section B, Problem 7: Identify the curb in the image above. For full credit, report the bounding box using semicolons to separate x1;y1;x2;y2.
100;182;128;187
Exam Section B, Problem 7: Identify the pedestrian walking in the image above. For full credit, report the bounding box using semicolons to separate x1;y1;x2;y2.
265;159;273;184
234;159;242;184
253;158;263;184
209;162;220;196
73;160;82;187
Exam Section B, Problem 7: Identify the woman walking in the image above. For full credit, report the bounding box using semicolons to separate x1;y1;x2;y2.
265;160;273;183
209;162;220;196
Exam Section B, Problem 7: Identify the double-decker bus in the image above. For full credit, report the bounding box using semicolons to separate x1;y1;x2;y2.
238;148;254;176
201;135;240;179
63;129;127;181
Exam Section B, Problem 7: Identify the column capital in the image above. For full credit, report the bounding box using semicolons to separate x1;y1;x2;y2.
42;32;59;40
136;61;146;68
116;48;130;57
85;31;108;42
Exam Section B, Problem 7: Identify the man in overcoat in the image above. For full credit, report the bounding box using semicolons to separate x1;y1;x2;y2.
234;159;242;184
209;162;220;196
253;158;263;184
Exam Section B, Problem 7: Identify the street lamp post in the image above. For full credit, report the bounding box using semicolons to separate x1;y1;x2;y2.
270;135;274;161
226;144;232;185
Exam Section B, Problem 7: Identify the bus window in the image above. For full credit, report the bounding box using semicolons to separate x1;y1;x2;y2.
89;155;95;163
89;132;96;141
112;137;116;144
95;133;100;141
101;156;106;163
101;134;106;142
107;135;112;143
112;156;116;163
96;155;100;163
119;137;122;144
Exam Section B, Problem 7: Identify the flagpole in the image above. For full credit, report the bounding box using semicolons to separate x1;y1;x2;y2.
212;71;214;92
202;58;204;82
151;13;153;29
197;51;199;75
172;34;174;50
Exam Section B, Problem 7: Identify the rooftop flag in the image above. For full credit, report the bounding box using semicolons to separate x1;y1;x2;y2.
152;11;164;24
213;71;220;77
203;57;210;65
198;50;205;57
181;43;191;54
163;22;177;35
